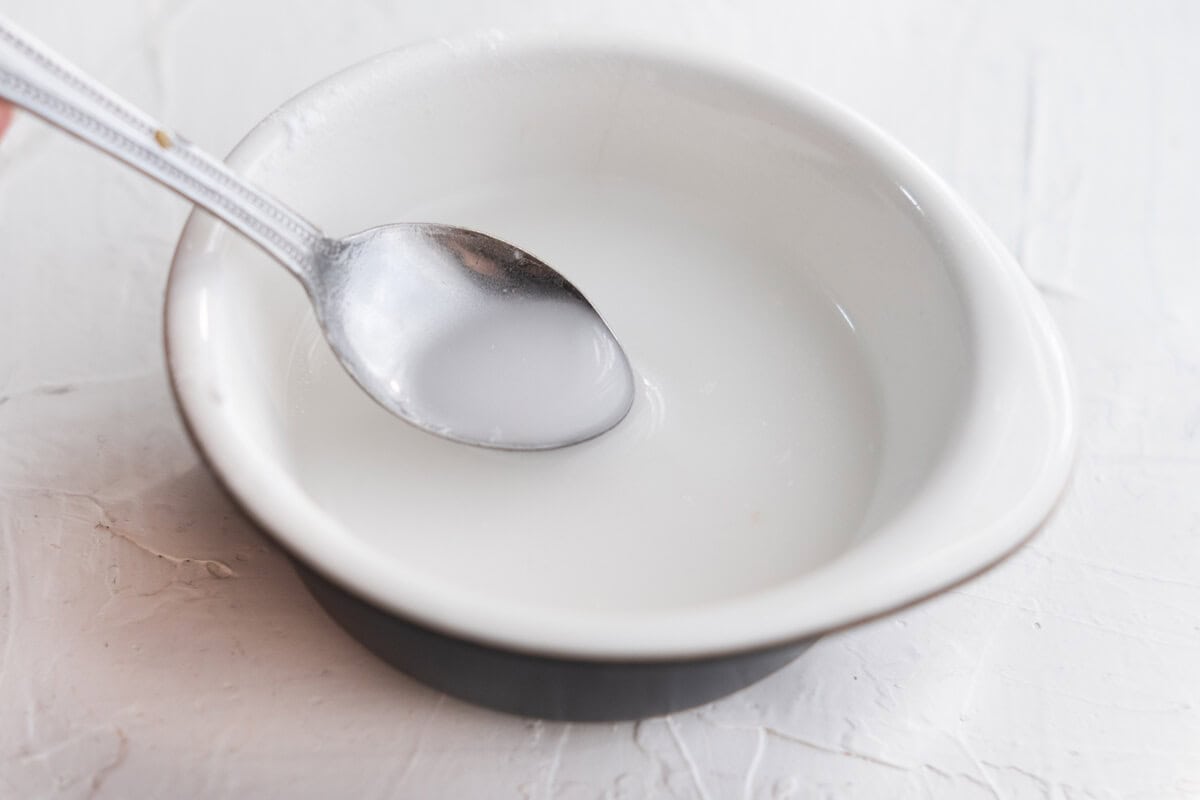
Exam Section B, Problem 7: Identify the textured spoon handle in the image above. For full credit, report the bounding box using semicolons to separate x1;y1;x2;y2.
0;15;324;277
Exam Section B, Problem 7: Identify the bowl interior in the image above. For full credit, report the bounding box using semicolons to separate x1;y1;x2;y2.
167;39;1071;657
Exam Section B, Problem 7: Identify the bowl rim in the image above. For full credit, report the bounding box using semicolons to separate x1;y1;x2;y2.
164;32;1077;662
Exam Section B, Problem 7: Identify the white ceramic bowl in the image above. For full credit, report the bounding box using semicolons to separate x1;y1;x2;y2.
165;35;1074;715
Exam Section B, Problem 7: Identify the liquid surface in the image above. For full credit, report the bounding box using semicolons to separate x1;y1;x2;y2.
281;175;882;613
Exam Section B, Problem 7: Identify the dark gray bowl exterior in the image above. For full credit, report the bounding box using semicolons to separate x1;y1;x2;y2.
295;561;813;721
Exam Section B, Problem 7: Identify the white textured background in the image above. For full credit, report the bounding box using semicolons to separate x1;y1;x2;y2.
1;1;1198;797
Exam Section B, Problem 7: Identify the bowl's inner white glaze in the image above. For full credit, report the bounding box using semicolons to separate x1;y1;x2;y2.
202;46;971;615
280;174;881;611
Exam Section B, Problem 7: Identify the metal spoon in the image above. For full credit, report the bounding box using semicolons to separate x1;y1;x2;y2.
0;18;634;449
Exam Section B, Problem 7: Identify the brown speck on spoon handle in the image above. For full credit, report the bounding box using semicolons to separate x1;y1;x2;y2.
154;128;172;148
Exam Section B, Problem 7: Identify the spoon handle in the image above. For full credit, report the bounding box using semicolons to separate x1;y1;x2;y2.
0;16;325;278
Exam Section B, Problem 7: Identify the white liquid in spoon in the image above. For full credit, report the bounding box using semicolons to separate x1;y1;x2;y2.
317;223;633;448
400;292;631;445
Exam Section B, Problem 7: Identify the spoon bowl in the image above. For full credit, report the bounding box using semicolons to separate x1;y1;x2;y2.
314;223;634;448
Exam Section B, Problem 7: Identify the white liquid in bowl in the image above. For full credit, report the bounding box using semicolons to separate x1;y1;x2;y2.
279;174;882;613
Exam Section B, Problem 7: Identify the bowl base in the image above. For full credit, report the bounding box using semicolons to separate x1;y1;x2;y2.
296;561;812;721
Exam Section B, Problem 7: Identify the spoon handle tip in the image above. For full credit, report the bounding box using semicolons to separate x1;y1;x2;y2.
0;14;324;279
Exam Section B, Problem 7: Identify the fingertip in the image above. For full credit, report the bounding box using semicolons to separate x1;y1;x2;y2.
0;101;13;139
